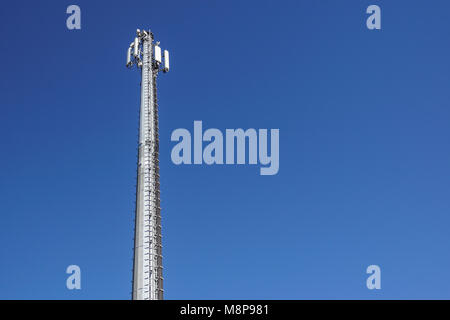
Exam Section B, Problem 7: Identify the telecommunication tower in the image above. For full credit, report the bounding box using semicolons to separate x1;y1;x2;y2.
126;29;169;300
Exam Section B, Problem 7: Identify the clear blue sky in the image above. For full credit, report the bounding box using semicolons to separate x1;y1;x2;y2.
1;0;450;299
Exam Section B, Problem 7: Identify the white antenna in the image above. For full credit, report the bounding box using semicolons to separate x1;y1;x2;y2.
164;50;170;73
126;29;170;300
126;47;132;66
133;37;139;56
154;45;162;64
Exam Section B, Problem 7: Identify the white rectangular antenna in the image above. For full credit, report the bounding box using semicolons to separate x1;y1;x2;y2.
164;50;169;72
154;45;162;63
134;37;139;56
127;47;132;66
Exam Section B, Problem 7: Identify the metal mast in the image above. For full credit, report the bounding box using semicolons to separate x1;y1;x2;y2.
126;29;169;300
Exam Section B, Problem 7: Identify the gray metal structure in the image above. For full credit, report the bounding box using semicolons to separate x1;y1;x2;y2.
126;29;169;300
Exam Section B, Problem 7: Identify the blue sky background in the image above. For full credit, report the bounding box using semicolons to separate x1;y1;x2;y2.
1;0;450;299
